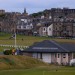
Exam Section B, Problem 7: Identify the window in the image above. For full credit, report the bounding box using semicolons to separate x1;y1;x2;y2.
63;53;66;58
58;54;60;58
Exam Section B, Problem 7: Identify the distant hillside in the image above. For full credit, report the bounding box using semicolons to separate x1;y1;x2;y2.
0;55;48;70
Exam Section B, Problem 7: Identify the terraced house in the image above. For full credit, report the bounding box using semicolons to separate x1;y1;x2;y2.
28;7;75;37
0;7;75;37
39;8;75;37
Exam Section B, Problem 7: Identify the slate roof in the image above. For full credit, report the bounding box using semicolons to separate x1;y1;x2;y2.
22;40;75;53
60;43;75;52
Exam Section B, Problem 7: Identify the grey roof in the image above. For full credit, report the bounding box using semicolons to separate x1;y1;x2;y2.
22;40;75;53
60;43;75;52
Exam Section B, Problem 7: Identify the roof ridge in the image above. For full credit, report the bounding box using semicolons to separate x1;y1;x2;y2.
50;40;69;52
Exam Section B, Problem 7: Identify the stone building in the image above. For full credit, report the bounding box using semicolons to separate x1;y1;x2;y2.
0;8;75;37
0;10;5;14
0;9;21;33
37;8;75;37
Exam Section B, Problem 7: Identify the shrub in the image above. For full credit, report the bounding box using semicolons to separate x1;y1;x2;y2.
3;50;12;55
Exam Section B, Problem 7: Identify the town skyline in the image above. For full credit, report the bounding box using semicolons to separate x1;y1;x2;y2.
0;0;75;14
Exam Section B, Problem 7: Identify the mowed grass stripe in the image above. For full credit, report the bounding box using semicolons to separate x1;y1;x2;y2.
0;67;75;75
0;34;75;51
0;35;75;45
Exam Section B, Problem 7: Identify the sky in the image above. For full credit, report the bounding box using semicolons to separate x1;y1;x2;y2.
0;0;75;14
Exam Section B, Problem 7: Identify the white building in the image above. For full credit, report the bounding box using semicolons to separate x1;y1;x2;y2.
47;24;53;36
21;40;75;65
39;24;53;36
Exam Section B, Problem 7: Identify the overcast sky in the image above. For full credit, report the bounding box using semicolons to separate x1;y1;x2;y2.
0;0;75;14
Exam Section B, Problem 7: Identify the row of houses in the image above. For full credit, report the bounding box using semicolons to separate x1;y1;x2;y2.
0;8;75;37
16;8;75;37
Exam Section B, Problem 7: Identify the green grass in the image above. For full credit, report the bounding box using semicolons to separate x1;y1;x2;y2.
0;33;75;44
0;56;48;70
0;33;75;51
0;33;75;75
0;67;75;75
0;47;13;52
0;34;75;46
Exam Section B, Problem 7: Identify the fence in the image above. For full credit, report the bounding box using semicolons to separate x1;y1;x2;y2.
0;44;29;48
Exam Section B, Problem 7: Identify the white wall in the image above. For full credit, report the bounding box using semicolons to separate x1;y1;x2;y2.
42;53;51;63
24;19;27;23
49;16;52;19
32;53;51;63
62;53;69;65
30;23;33;29
21;19;24;21
43;27;47;36
21;19;28;23
43;27;47;32
32;52;72;65
17;25;26;29
21;26;24;29
17;26;20;29
17;24;33;30
57;53;62;65
47;24;53;36
41;15;44;19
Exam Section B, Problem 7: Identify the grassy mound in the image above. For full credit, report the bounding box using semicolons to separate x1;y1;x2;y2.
0;55;48;70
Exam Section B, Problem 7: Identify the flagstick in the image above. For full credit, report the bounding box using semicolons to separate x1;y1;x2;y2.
15;33;17;49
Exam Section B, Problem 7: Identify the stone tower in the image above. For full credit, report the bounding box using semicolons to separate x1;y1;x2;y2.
23;8;28;16
24;8;26;14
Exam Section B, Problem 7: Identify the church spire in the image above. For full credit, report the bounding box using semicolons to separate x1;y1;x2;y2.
24;8;26;14
23;8;28;16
